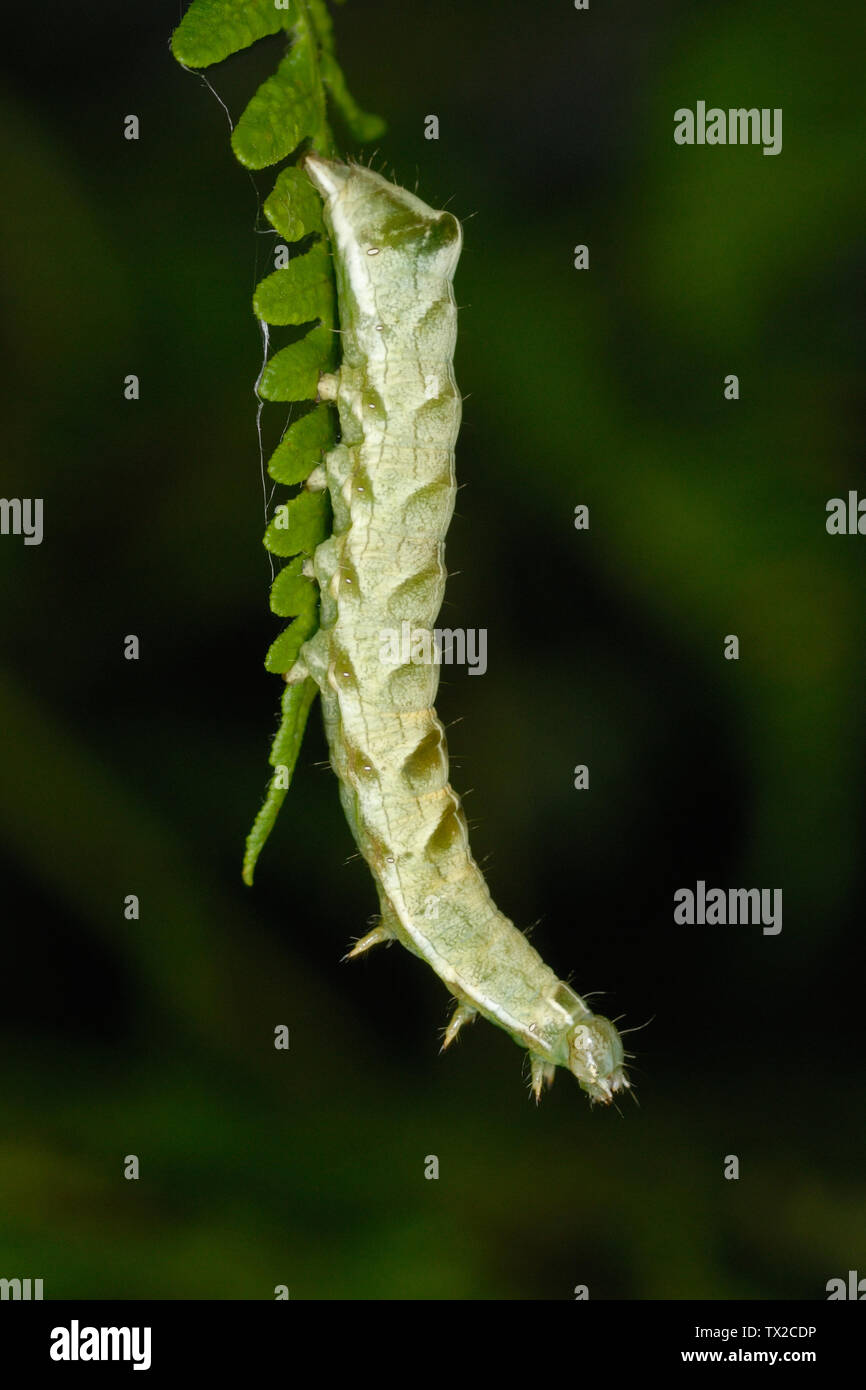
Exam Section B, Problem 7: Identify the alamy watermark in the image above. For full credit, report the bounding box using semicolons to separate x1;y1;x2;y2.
50;1322;151;1371
0;1277;43;1299
379;622;487;676
674;103;782;156
0;498;43;545
826;492;866;534
826;1270;866;1299
674;880;782;935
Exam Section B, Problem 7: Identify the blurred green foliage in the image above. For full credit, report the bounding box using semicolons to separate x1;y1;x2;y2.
0;0;863;1298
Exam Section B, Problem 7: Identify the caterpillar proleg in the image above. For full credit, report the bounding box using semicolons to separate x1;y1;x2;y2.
293;155;628;1105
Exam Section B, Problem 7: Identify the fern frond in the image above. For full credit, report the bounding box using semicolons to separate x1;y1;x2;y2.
171;0;384;881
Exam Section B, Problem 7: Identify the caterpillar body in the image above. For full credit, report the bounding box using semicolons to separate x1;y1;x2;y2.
294;155;628;1104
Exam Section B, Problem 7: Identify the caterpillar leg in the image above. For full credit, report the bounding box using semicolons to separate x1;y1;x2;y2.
343;922;394;961
530;1055;557;1103
441;1002;477;1051
317;371;339;402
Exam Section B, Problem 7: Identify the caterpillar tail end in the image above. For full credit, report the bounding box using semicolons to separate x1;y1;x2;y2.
568;1015;630;1106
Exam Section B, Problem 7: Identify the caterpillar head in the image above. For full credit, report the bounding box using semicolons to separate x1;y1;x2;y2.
567;1015;629;1105
303;154;461;285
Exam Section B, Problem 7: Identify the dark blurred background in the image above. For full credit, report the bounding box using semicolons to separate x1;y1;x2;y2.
0;0;863;1298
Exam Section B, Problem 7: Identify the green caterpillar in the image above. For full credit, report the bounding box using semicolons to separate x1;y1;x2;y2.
288;157;628;1105
170;0;628;1103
